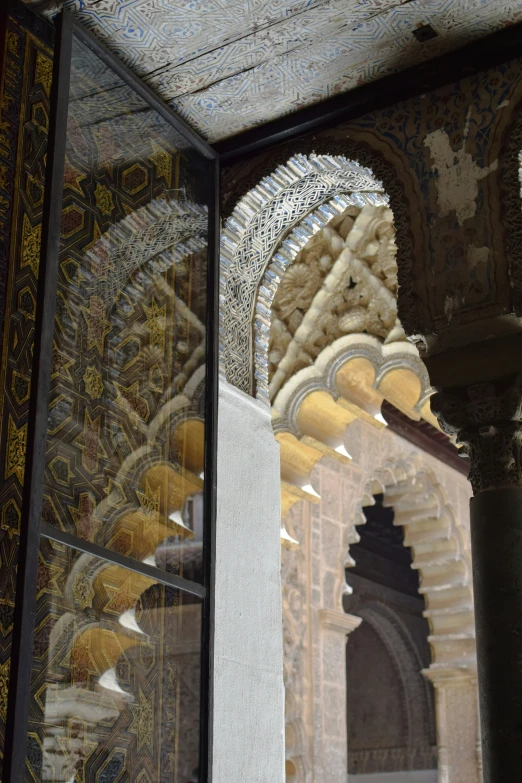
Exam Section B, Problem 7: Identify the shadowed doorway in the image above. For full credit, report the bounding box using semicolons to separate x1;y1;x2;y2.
344;495;438;783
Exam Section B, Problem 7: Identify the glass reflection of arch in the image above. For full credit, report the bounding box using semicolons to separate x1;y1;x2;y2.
37;189;209;778
45;193;209;565
19;25;216;783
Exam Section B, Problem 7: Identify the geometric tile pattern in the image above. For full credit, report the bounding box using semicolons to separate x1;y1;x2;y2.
0;10;54;775
25;0;522;140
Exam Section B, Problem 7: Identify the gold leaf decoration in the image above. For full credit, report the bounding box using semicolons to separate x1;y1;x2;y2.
5;415;27;484
21;213;41;276
34;51;52;95
83;365;104;400
94;182;114;216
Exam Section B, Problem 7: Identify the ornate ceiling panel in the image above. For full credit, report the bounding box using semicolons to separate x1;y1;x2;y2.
29;0;522;140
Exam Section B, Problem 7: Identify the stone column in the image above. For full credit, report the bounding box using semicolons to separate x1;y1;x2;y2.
431;374;522;783
423;668;480;783
316;609;362;783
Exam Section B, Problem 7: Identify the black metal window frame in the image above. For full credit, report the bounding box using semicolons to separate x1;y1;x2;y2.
3;10;219;783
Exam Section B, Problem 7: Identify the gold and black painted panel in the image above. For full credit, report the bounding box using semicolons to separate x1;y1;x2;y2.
0;6;54;776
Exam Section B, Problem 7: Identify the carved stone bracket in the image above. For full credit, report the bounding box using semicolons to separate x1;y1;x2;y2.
318;609;362;635
431;374;522;493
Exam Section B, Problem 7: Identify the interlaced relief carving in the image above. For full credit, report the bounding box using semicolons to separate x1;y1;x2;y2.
85;195;208;306
222;136;420;334
431;374;522;493
264;204;403;402
220;153;387;397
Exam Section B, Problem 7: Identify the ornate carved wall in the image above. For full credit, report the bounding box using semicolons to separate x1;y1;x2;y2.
220;152;479;782
280;424;479;783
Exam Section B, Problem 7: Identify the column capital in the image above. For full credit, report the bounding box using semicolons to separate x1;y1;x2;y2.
431;373;522;493
422;665;477;687
318;609;362;635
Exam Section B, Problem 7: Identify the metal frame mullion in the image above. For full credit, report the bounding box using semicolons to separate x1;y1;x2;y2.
3;11;74;783
40;523;207;599
198;153;220;783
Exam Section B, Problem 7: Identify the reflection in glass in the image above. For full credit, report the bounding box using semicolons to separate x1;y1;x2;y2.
42;35;209;581
27;538;201;782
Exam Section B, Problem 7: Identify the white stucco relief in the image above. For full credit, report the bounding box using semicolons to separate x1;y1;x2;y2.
222;150;479;783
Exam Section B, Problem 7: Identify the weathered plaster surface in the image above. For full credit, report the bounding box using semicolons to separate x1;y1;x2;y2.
424;121;498;227
222;57;522;335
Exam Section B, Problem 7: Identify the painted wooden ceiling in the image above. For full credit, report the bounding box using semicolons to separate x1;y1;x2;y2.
30;0;522;142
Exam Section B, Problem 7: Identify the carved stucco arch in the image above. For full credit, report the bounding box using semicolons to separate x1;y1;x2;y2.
221;135;423;338
343;456;475;672
272;334;431;433
281;452;472;783
220;154;389;401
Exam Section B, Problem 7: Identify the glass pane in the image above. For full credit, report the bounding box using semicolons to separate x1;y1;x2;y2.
43;35;210;582
26;537;202;783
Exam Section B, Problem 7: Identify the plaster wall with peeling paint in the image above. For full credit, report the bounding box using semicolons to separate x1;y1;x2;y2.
222;54;522;344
